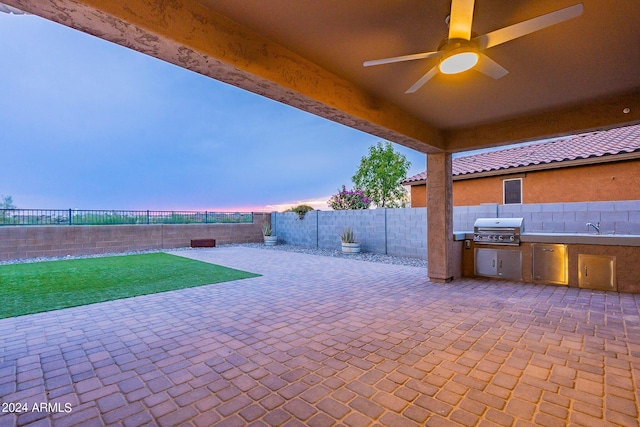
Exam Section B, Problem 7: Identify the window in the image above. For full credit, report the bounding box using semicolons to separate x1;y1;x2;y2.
503;178;522;204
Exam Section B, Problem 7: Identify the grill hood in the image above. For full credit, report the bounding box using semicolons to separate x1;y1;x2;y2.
473;218;524;230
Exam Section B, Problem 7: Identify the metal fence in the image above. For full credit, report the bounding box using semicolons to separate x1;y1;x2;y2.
0;209;253;226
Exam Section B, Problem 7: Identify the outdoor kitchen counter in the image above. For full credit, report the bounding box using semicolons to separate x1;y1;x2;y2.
459;232;640;294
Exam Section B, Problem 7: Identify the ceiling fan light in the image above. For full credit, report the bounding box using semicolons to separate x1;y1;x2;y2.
439;51;479;74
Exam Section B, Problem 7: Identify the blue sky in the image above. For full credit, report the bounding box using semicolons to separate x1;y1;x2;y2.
0;12;427;212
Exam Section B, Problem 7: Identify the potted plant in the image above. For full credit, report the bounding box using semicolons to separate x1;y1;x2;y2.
262;222;277;246
340;227;360;253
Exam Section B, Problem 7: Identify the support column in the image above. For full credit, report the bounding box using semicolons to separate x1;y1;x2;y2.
427;152;459;282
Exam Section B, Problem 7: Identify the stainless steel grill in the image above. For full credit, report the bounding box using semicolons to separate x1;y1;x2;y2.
473;218;524;246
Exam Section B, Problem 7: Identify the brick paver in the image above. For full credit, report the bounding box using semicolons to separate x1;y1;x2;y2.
1;246;639;426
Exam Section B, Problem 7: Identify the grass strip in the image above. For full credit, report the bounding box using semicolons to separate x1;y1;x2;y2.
0;252;259;319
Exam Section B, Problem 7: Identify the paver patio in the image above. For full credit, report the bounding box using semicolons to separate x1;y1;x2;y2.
1;246;639;426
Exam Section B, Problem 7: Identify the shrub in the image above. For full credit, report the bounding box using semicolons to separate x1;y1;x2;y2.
328;185;371;210
287;204;314;220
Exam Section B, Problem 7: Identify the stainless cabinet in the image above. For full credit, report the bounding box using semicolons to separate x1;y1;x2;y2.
474;248;522;280
475;248;497;277
578;254;616;291
532;244;568;285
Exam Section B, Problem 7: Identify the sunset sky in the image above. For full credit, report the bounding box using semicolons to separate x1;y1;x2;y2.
0;11;427;212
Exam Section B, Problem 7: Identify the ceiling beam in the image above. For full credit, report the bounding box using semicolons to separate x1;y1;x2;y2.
5;0;444;153
445;89;640;152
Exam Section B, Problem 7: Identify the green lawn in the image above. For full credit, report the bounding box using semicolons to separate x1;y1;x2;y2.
0;252;259;319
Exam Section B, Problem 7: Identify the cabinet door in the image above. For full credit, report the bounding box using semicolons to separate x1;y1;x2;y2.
532;244;568;284
475;248;498;277
497;250;522;280
578;255;616;291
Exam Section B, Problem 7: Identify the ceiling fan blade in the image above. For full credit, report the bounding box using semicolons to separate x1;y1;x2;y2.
363;51;441;67
476;54;509;79
473;3;583;50
405;66;439;94
449;0;475;41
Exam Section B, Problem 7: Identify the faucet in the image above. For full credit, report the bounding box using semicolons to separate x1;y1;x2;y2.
586;222;601;234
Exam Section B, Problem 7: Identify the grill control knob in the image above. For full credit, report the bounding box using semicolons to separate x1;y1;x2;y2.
498;235;504;241
509;236;516;242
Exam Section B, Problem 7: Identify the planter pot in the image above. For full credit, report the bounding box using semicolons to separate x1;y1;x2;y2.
341;242;361;254
263;235;278;246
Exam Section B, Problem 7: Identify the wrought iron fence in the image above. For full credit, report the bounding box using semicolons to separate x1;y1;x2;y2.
0;209;254;226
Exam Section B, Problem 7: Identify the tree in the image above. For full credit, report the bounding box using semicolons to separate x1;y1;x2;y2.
352;142;411;208
1;195;16;209
1;195;16;224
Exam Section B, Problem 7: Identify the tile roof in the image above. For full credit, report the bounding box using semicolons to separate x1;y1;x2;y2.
403;124;640;184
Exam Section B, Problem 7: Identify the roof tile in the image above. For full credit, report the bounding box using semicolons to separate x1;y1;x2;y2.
403;124;640;184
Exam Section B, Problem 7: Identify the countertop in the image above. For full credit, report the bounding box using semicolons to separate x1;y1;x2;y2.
454;232;640;246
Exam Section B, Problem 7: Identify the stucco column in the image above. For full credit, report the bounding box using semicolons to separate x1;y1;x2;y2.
427;152;457;282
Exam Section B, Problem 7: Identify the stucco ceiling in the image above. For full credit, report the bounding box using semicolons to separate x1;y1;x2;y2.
5;0;640;153
204;0;640;129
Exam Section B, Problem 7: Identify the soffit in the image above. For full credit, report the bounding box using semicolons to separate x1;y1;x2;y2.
4;0;640;153
201;0;640;130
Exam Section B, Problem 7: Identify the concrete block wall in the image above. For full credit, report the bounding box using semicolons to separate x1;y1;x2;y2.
161;221;267;248
272;211;319;248
273;209;424;259
386;208;427;259
272;201;640;260
493;201;640;234
453;204;499;231
0;213;268;261
317;209;387;253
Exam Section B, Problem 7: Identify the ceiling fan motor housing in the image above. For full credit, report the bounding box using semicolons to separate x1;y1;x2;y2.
438;39;479;74
438;38;475;53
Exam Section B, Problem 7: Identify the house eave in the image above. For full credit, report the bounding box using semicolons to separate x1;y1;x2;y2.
404;151;640;186
453;151;640;181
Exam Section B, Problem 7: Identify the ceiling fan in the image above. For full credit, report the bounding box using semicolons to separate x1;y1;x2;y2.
363;0;583;93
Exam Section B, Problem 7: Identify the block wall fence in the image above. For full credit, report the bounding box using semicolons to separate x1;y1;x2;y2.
273;201;640;260
272;208;427;259
2;201;638;261
0;213;269;261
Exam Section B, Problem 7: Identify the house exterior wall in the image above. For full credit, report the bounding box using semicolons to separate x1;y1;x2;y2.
410;185;426;208
411;159;640;207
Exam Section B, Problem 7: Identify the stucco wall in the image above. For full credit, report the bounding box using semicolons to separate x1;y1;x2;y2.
0;213;269;261
410;185;426;208
411;159;640;207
